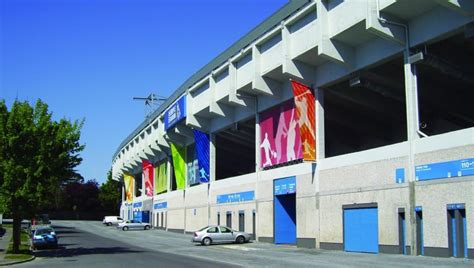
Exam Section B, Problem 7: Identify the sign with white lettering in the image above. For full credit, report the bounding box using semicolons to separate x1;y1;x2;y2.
415;158;474;181
164;95;186;130
217;191;255;204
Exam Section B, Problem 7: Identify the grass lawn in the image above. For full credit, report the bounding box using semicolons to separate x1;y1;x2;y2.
4;226;33;261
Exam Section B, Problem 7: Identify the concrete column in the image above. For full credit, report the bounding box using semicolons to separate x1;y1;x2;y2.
404;50;421;256
315;88;325;161
208;133;217;226
255;104;261;240
210;133;216;183
314;87;324;249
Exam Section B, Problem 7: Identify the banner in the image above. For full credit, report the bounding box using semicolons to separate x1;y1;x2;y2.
193;129;210;183
154;161;167;194
142;160;154;197
259;100;302;168
187;144;199;186
170;142;186;190
291;80;316;161
123;173;134;203
165;95;186;130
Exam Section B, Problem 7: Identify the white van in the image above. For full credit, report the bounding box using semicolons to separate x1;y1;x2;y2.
102;216;124;226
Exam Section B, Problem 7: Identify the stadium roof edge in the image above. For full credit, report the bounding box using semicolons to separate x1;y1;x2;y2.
112;0;311;161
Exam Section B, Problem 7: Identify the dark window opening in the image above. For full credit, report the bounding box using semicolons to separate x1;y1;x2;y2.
325;56;407;157
134;172;142;197
415;33;474;136
216;118;255;180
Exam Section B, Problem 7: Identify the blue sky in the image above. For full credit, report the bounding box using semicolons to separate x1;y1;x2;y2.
1;0;288;184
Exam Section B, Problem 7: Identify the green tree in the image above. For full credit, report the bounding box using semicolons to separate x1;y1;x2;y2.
99;169;121;213
0;99;84;253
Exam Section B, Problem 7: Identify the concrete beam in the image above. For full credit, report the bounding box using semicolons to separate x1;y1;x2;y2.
174;124;194;139
366;0;405;44
317;0;354;67
186;114;210;132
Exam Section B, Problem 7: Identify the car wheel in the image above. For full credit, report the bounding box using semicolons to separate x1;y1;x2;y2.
107;222;112;226
202;237;212;246
144;225;150;230
236;236;245;244
122;226;129;231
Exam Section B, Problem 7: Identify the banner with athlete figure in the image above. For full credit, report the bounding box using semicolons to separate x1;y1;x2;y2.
259;99;302;168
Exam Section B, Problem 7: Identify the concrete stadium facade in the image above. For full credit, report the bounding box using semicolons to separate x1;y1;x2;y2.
112;0;474;259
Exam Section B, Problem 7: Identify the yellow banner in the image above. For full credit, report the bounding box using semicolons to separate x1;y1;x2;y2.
154;161;167;194
171;142;186;190
124;173;134;202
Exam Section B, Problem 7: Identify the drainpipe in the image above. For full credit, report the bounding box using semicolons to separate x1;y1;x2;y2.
376;0;422;256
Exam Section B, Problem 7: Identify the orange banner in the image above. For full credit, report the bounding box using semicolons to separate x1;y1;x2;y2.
291;80;316;161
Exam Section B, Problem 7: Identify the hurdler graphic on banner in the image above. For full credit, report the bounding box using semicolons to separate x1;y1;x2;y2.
259;100;302;168
124;173;134;202
193;129;210;183
291;80;316;161
142;160;154;197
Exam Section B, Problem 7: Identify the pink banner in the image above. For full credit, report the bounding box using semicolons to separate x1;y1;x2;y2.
259;100;302;168
142;160;154;197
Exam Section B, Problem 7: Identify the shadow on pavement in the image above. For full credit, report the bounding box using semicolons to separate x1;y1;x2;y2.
0;228;5;237
33;246;144;258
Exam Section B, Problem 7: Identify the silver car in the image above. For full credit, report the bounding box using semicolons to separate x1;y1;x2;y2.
191;225;252;246
116;220;151;231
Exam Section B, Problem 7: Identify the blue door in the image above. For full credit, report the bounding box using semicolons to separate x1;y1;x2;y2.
344;207;379;253
274;194;296;244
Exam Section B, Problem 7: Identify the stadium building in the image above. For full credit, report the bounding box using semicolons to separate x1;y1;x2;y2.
112;0;474;258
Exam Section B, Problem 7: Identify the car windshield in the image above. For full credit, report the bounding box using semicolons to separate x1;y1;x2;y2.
198;226;210;232
35;228;53;235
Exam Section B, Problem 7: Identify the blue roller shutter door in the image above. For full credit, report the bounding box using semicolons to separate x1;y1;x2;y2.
344;207;379;253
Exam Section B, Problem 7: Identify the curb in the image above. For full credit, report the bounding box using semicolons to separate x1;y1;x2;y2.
0;255;36;266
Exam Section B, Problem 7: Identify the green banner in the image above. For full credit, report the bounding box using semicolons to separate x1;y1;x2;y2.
154;161;167;194
171;142;186;190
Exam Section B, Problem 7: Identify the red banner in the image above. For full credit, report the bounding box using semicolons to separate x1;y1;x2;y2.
142;160;154;197
291;80;316;161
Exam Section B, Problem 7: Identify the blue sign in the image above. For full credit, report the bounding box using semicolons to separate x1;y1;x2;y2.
447;203;465;210
396;168;405;184
153;202;167;210
164;95;186;130
274;176;296;195
194;130;210;183
415;158;474;181
217;191;255;204
133;202;143;208
415;206;422;212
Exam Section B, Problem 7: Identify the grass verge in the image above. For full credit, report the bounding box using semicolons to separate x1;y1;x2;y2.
4;227;33;261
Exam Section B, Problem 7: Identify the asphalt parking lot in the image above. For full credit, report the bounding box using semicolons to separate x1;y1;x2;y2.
46;220;473;268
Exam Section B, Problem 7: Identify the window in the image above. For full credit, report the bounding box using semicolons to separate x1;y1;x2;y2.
219;226;232;233
207;227;219;233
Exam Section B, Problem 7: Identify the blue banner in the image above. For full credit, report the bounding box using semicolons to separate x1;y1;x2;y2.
133;202;142;208
274;176;296;195
153;202;168;210
217;191;255;204
193;130;210;183
164;95;186;130
415;158;474;181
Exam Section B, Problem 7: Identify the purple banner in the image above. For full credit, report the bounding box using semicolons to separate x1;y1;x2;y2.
259;100;302;168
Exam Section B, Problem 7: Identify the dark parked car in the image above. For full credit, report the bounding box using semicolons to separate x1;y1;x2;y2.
31;226;58;249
